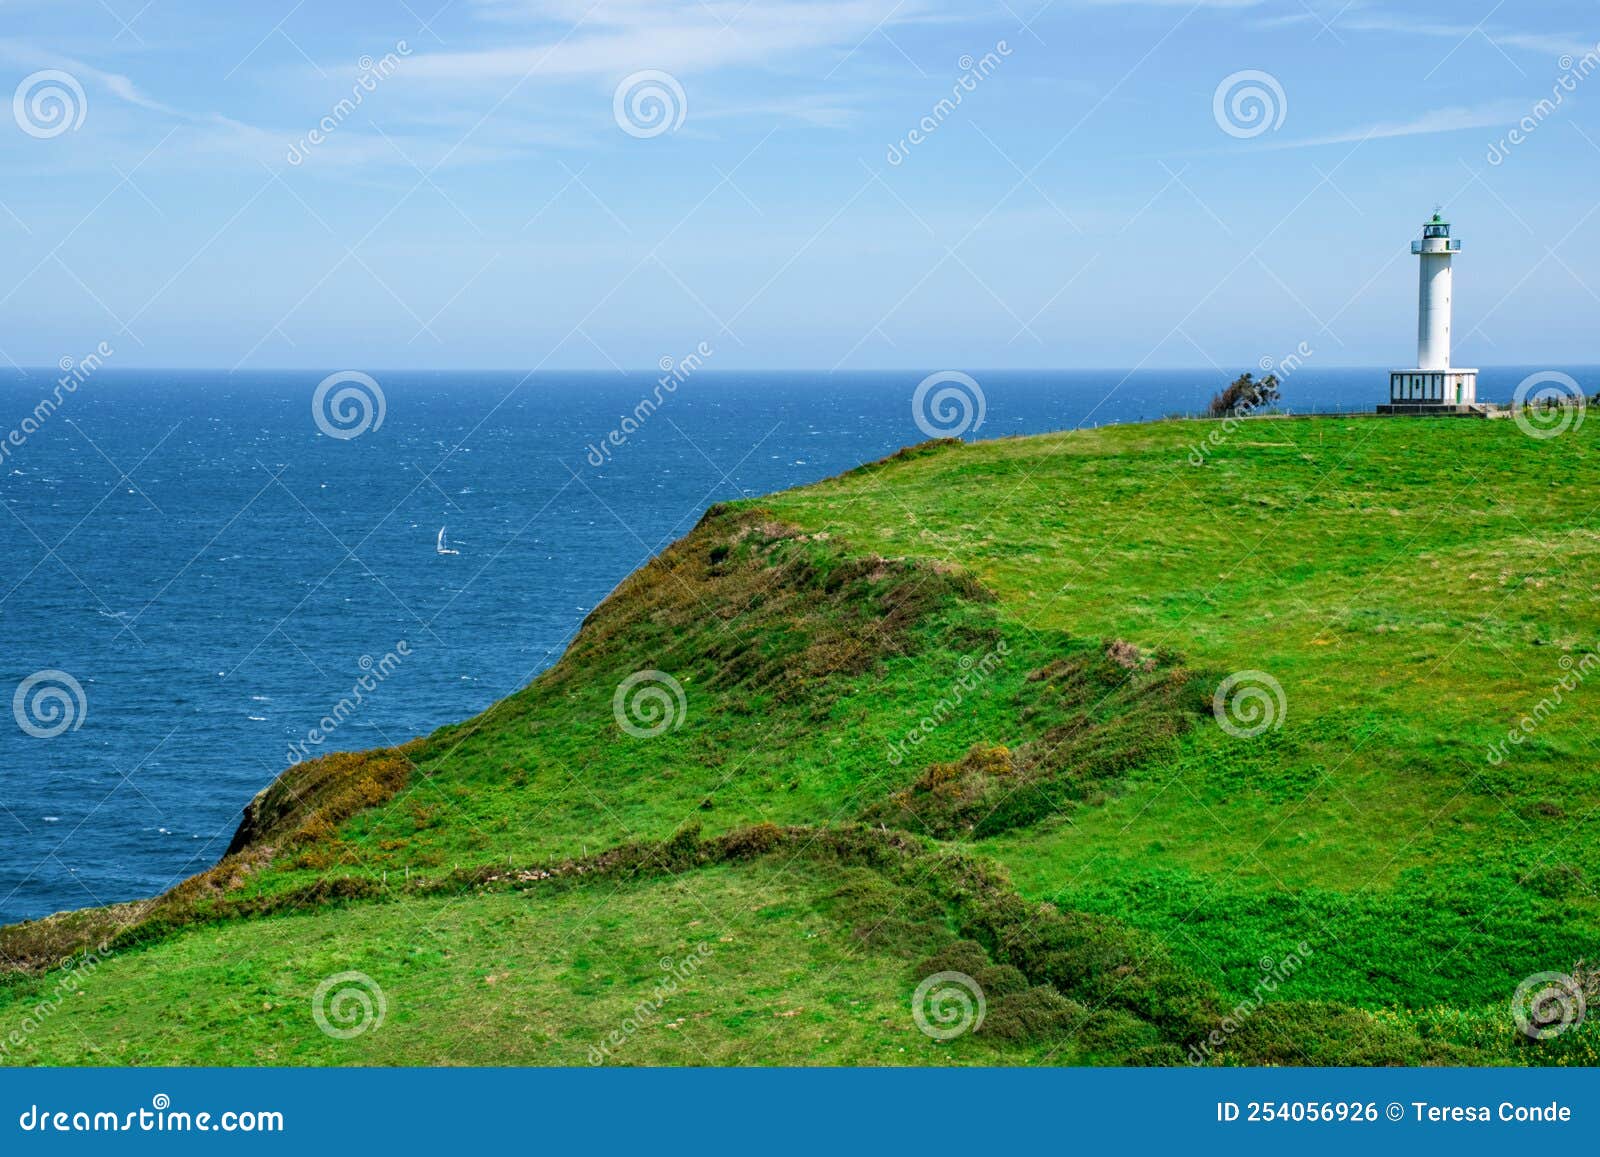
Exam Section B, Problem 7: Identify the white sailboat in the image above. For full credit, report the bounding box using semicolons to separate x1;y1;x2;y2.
436;526;459;555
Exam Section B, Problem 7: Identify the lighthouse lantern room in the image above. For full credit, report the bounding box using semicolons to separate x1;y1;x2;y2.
1382;213;1479;412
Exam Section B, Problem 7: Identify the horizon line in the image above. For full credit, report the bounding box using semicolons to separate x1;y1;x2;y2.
8;363;1598;377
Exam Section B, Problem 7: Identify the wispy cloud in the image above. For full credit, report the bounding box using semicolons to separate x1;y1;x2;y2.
1256;9;1596;60
0;38;186;118
1259;100;1526;151
400;0;935;82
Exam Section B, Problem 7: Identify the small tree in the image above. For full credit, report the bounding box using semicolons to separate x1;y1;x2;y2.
1208;372;1280;417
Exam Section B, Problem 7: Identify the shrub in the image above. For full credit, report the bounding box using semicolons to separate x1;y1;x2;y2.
863;645;1205;839
1222;1000;1467;1066
1076;1008;1165;1058
980;985;1087;1043
1208;372;1280;417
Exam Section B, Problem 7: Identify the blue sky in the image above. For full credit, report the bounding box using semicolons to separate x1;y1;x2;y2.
2;0;1598;371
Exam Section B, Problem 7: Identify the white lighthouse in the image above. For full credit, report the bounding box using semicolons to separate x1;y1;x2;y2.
1384;213;1478;411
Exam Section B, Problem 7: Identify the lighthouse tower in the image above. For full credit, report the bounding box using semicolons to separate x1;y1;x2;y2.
1384;213;1478;411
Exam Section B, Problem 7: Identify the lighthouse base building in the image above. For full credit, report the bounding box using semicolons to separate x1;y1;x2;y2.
1380;367;1478;412
1377;213;1483;415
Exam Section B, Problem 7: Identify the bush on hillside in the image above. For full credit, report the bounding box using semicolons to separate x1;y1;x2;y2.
980;985;1087;1043
1208;372;1280;417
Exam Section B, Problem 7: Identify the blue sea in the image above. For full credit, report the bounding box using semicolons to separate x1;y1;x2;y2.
0;365;1591;925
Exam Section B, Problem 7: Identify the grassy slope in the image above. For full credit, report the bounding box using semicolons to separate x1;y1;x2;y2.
1;861;988;1067
761;417;1600;1043
2;417;1597;1066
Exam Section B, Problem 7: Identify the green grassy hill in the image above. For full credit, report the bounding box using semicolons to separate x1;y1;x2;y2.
4;415;1599;1066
